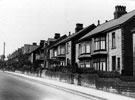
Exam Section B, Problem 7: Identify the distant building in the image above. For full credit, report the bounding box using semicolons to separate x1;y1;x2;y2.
47;24;96;67
29;40;45;68
48;34;67;68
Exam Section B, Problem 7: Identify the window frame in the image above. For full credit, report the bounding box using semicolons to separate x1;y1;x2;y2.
94;36;106;51
112;32;116;49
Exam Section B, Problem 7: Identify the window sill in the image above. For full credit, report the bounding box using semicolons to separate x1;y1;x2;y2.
94;49;106;52
111;47;116;49
80;53;91;55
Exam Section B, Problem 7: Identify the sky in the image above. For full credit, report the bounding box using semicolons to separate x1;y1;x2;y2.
0;0;135;57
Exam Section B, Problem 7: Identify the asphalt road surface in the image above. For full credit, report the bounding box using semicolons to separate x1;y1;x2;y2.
0;72;96;100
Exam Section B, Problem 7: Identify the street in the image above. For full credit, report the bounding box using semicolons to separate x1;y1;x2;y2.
0;72;96;100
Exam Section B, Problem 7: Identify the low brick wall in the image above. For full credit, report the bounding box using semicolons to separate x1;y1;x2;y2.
44;70;99;88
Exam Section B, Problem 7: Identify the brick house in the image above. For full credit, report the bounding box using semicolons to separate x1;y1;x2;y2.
48;34;67;67
48;23;96;67
29;40;45;68
76;5;135;76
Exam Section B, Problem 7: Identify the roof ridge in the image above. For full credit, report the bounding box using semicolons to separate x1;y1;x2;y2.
97;9;135;27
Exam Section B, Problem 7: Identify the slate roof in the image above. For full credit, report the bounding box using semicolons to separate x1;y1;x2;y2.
29;45;40;54
48;35;67;49
54;24;96;45
79;10;135;41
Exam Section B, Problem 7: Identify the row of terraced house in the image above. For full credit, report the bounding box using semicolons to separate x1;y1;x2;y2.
8;5;135;76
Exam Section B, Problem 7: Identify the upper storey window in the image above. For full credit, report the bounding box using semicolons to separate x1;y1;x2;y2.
79;41;91;54
60;46;65;54
94;36;106;51
54;50;57;57
112;32;116;49
66;42;70;54
86;42;91;53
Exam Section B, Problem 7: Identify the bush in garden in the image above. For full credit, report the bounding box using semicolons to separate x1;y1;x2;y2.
97;71;120;78
119;76;135;82
77;67;97;74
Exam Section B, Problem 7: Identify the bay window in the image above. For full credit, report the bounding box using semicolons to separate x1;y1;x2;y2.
80;60;91;68
101;37;106;50
93;58;106;71
94;36;106;51
79;41;91;54
58;46;60;55
54;50;57;57
85;61;91;68
60;46;65;54
95;38;100;50
86;42;91;53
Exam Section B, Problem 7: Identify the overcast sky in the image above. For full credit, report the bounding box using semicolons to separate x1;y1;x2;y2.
0;0;135;57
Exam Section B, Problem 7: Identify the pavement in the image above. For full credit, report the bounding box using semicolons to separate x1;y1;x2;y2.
5;71;135;100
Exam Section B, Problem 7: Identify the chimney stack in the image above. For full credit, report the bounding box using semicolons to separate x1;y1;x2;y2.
114;5;127;19
69;32;71;36
105;20;108;22
75;23;83;33
40;40;45;46
33;43;37;45
98;20;100;26
54;33;60;39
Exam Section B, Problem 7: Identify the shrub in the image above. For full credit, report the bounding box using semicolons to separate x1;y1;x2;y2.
77;67;97;74
49;65;77;73
97;71;120;78
121;69;133;76
119;76;135;82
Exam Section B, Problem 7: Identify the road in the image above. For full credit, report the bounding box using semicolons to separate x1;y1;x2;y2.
0;72;97;100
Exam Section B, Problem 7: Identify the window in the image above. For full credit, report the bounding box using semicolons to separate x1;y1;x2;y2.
80;64;85;68
85;60;91;68
94;38;100;50
100;58;106;71
66;43;69;54
79;41;91;54
60;61;65;66
94;37;106;51
112;32;116;48
86;63;90;68
50;50;53;58
54;50;57;57
79;44;81;55
112;56;116;71
93;59;99;70
86;42;90;53
60;46;65;54
117;58;120;69
93;58;106;71
58;46;60;55
101;37;106;50
79;43;85;54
